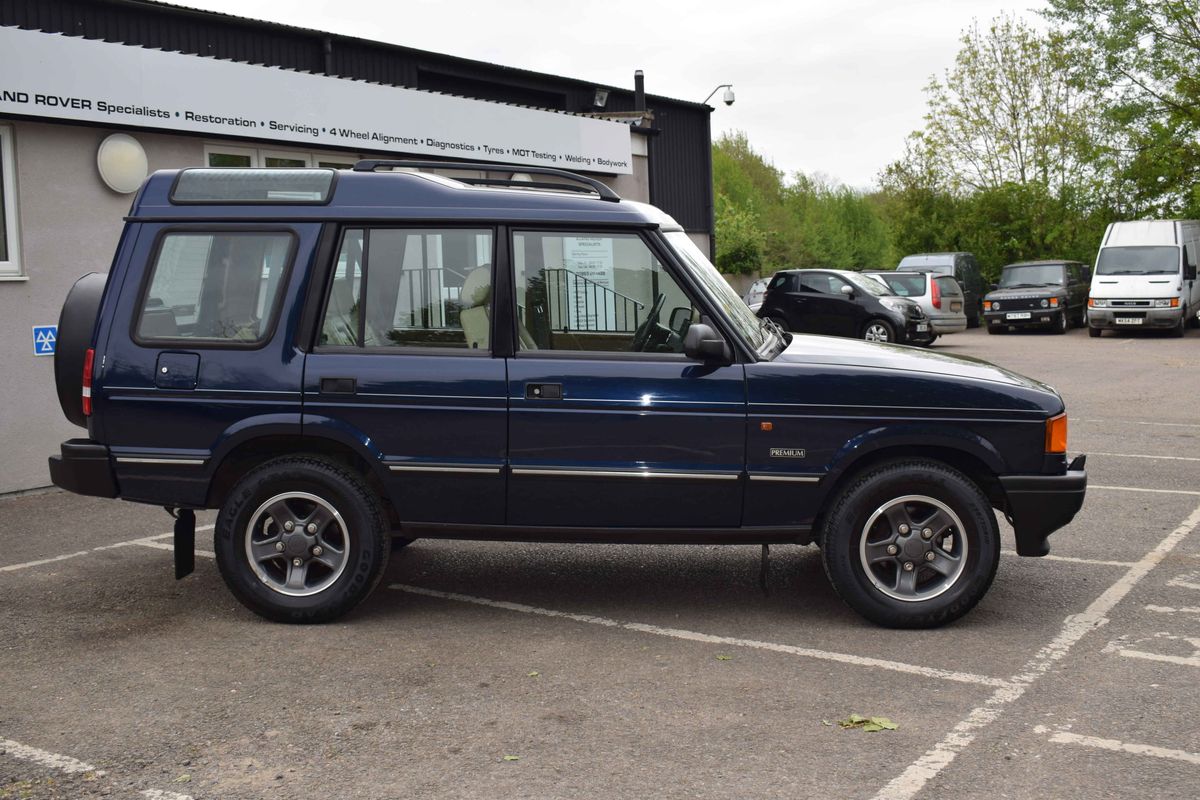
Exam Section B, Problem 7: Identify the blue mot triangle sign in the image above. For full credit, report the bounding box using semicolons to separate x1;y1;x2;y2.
32;325;57;356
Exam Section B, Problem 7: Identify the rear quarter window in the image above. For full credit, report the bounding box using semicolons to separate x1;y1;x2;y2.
934;276;962;296
135;230;295;346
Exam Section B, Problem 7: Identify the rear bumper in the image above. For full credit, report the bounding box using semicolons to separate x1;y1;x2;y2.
930;313;967;334
999;456;1087;556
48;438;118;498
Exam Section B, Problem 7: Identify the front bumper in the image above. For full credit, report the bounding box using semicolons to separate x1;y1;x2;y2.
902;317;935;343
985;308;1064;329
48;438;118;498
1088;306;1182;330
999;455;1087;556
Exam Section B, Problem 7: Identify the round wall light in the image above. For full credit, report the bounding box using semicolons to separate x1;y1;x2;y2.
96;133;149;194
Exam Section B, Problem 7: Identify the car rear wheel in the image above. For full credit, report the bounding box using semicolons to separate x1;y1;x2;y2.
862;319;895;343
820;459;1000;628
215;456;390;623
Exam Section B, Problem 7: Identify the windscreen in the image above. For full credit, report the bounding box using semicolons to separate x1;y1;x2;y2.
1096;246;1179;276
999;264;1066;287
665;231;769;351
844;272;889;296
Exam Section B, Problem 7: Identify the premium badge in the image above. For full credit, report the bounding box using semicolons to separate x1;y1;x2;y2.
769;447;806;458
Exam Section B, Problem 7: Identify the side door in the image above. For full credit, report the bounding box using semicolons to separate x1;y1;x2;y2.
506;229;746;529
303;226;508;524
798;272;858;337
98;223;312;504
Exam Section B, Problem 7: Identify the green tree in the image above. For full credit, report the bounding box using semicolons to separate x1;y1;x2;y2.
1045;0;1200;216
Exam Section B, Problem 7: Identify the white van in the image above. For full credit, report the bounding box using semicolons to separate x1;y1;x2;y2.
1088;220;1200;337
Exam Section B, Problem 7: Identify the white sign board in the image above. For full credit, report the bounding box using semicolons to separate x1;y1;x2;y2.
0;27;634;174
563;237;616;331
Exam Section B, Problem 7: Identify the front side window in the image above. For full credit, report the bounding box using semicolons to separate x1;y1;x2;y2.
136;231;293;343
319;228;493;350
0;126;19;276
514;231;697;354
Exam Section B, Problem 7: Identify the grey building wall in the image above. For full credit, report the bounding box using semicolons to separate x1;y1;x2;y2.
0;120;652;494
0;121;203;493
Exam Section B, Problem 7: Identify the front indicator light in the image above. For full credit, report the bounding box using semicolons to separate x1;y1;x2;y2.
1089;298;1106;308
983;301;993;311
1045;413;1068;454
1049;297;1060;308
1154;298;1181;308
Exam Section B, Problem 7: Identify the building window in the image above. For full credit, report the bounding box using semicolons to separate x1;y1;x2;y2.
0;126;21;277
205;145;358;170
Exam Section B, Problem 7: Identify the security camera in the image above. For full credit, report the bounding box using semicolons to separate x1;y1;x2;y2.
722;87;735;106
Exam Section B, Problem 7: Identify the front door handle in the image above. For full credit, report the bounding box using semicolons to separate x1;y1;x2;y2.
320;377;357;395
525;383;562;400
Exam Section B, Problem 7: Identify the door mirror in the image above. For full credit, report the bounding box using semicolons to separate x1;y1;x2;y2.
990;283;999;291
668;306;692;335
683;323;732;362
839;284;854;297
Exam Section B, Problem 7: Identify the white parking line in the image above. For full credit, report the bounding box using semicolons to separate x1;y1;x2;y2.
1000;550;1134;568
1034;725;1200;766
0;737;98;774
1166;573;1200;591
1145;604;1200;615
1092;485;1200;497
1;525;215;572
871;499;1200;800
0;551;91;572
1076;418;1200;430
141;789;195;800
1088;451;1200;463
390;583;1012;689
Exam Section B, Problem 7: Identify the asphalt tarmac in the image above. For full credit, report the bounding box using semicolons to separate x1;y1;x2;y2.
3;324;1199;799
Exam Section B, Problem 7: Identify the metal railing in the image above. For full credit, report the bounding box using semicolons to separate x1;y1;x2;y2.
544;268;644;333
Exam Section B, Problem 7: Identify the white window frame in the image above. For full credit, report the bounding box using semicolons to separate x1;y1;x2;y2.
204;143;360;169
0;126;23;279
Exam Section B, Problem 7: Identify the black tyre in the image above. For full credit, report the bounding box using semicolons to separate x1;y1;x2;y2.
54;273;108;428
1169;311;1186;338
966;312;981;329
862;318;895;343
1088;324;1102;338
1053;310;1068;334
986;324;1003;335
819;459;1000;628
215;456;390;623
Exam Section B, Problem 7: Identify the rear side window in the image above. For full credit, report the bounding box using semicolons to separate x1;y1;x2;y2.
319;228;494;350
136;231;294;344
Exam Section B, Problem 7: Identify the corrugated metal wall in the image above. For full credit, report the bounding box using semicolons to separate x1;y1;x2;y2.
0;0;713;233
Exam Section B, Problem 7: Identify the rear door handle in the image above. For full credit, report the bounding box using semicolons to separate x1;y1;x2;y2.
525;383;562;400
320;377;357;395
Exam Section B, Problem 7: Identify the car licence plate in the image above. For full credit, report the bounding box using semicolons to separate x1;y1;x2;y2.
916;323;929;332
1006;312;1031;320
1115;317;1144;325
950;302;962;312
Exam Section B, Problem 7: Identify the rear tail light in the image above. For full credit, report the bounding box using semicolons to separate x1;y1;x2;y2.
81;348;94;417
931;278;942;309
1045;413;1067;454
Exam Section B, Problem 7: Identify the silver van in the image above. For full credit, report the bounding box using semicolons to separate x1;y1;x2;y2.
897;252;984;328
865;270;968;341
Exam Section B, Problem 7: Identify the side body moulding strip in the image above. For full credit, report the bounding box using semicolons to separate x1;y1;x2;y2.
510;468;740;481
387;464;501;474
115;457;207;466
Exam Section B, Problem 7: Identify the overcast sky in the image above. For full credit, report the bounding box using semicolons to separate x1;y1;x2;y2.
160;0;1046;189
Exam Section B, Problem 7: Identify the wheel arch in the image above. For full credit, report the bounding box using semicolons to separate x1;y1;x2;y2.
206;421;395;524
814;431;1007;536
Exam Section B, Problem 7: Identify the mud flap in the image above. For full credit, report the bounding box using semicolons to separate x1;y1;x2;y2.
174;508;195;579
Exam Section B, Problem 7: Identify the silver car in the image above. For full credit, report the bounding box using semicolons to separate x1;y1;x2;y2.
865;270;967;339
743;277;770;313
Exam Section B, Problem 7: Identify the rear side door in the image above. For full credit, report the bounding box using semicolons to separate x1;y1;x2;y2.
97;223;314;504
505;228;746;529
302;226;508;524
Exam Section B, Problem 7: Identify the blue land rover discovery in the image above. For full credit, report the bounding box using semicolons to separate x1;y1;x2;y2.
49;162;1086;628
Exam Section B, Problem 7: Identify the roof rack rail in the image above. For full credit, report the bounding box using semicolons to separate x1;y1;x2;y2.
352;159;621;203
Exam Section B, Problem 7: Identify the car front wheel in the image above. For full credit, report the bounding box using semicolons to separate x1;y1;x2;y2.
820;459;1000;628
862;319;895;343
215;456;390;623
